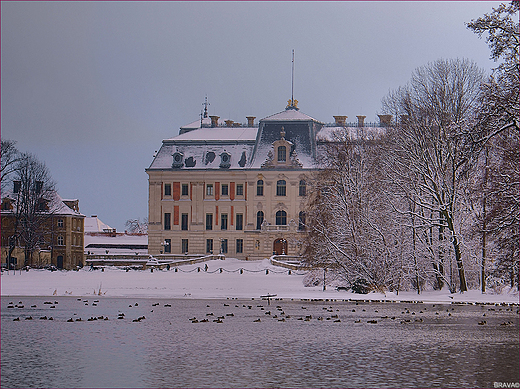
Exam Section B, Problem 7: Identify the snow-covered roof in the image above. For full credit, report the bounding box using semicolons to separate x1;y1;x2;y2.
316;126;387;142
167;127;258;142
84;233;148;255
148;142;255;170
84;216;114;233
1;189;84;217
261;109;322;123
148;105;385;172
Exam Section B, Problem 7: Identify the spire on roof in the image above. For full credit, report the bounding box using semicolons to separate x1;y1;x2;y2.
286;50;299;111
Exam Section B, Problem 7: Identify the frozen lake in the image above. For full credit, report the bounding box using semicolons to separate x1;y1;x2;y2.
1;296;518;388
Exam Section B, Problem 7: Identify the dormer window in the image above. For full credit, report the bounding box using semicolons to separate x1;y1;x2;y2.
172;152;184;168
277;146;286;162
220;152;231;168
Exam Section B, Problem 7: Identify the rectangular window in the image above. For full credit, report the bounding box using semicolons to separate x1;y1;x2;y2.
164;239;171;253
164;183;172;196
206;239;213;254
13;181;21;194
164;213;171;230
257;180;264;196
221;239;228;254
181;239;189;253
206;214;213;230
277;180;287;196
236;214;243;230
236;239;243;254
221;214;228;230
221;184;229;196
206;184;213;196
181;213;188;230
182;184;189;196
57;219;64;228
236;184;244;196
299;180;306;196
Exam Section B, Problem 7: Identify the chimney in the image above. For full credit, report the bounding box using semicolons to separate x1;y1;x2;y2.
210;115;220;127
356;115;366;127
225;120;234;127
378;114;392;126
333;115;347;126
246;116;256;127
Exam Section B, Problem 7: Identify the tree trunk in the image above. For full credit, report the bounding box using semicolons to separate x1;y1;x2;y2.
444;210;467;292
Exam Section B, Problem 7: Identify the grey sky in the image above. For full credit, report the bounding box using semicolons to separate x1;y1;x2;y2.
1;1;502;231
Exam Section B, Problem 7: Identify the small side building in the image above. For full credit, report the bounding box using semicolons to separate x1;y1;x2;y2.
84;215;148;256
1;186;85;270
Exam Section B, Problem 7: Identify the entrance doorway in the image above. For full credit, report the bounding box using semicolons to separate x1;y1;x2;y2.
57;255;64;269
273;239;288;255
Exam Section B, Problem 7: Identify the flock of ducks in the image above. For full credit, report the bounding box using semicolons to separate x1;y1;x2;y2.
186;299;519;327
6;298;518;328
6;298;170;323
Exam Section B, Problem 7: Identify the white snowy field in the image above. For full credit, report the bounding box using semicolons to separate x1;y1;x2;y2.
1;258;518;304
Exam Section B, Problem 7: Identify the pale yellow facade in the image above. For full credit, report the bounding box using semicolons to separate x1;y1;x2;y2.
147;167;309;259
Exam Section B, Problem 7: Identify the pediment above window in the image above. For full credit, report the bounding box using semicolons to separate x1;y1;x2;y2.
219;152;231;168
172;152;184;168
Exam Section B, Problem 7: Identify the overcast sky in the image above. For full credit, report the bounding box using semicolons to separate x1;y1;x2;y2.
1;1;503;231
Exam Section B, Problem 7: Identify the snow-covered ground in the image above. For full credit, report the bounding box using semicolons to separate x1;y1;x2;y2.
1;258;518;304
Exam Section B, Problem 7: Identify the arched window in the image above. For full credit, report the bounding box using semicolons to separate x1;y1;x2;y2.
298;211;306;231
256;211;264;230
299;180;306;196
276;180;286;196
276;210;287;226
57;235;64;246
257;180;264;196
277;146;286;162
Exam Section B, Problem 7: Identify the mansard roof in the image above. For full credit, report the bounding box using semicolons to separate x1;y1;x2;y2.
167;127;257;142
146;103;387;172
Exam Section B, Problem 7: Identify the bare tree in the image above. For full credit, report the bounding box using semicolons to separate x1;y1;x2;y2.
1;140;22;191
125;217;148;234
382;58;486;292
304;129;403;292
11;153;56;267
464;2;519;290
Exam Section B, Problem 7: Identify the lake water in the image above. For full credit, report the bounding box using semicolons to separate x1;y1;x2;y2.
1;296;518;388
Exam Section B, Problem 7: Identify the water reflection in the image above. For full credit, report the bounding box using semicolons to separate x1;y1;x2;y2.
2;297;518;388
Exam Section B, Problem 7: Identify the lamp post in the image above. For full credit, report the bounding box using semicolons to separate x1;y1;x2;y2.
162;240;170;255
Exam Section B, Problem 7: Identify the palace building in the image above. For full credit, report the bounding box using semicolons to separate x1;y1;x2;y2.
146;99;389;259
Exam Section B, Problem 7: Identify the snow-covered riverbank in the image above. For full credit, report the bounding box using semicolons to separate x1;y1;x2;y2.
1;258;518;304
